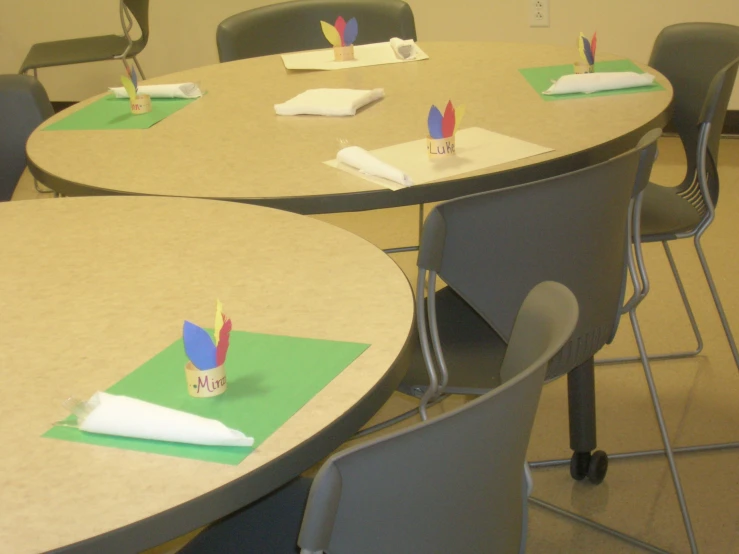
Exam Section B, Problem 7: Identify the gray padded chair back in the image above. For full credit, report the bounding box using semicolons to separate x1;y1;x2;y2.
124;0;151;51
648;23;739;204
298;281;578;554
0;75;54;202
216;0;416;62
417;136;659;380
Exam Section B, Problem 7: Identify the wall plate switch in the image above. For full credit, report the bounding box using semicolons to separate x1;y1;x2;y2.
530;0;550;27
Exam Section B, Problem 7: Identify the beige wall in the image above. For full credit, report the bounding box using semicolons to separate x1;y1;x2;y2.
1;0;738;107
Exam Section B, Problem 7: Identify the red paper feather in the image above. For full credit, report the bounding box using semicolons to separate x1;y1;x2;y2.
335;16;347;46
216;317;232;366
590;32;597;58
442;100;456;138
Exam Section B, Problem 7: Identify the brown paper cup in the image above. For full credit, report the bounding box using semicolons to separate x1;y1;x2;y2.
333;45;355;61
427;135;456;159
185;362;227;398
574;61;594;74
130;94;152;115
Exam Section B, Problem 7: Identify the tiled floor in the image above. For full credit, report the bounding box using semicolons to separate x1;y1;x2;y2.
14;137;739;552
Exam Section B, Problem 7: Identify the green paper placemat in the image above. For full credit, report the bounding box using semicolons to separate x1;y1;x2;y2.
519;59;664;101
44;95;198;130
44;331;370;465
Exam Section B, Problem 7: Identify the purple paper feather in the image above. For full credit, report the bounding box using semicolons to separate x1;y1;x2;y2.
183;321;217;370
343;17;358;46
428;106;444;139
581;37;594;66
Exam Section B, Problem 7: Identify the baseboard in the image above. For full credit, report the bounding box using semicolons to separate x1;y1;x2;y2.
51;101;739;136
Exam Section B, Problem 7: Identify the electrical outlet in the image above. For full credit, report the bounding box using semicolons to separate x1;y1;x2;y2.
530;0;550;27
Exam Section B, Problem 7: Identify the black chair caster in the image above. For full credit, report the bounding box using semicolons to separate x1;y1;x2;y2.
570;450;608;484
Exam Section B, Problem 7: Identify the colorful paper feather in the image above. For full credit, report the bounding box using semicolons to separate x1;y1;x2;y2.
454;104;466;133
590;32;597;58
121;75;137;100
578;32;595;65
216;318;232;366
214;299;224;345
335;16;347;46
321;16;358;47
343;17;358;46
442;101;456;138
321;20;343;47
183;321;218;370
427;105;444;139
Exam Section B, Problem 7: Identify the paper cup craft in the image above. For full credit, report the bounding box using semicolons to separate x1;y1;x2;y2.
321;16;358;61
183;300;232;398
575;31;597;74
120;66;151;115
427;100;465;159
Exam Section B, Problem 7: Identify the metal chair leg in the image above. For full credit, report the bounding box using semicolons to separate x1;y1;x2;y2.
630;307;699;553
597;241;703;365
694;234;739;371
33;179;53;194
132;56;146;80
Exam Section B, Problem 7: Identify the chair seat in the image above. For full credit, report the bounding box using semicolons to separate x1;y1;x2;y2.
640;181;703;242
179;477;312;553
20;35;141;73
397;286;507;397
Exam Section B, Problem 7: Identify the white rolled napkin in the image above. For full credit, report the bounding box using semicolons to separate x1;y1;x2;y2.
543;72;656;95
109;83;203;99
390;37;416;60
337;146;413;187
75;392;254;447
275;88;384;116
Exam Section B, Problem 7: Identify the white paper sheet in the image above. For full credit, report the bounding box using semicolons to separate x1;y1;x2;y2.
282;41;429;71
324;127;553;191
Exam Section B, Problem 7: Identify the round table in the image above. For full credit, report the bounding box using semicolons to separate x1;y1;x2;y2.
0;197;414;554
27;42;672;214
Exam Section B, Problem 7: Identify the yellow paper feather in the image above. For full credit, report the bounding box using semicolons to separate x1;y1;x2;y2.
321;21;342;47
454;105;466;134
578;32;587;62
121;75;137;100
214;299;224;345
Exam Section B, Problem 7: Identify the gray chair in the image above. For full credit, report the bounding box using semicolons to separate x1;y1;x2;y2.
0;75;54;201
216;0;416;63
179;281;579;554
600;23;739;368
19;0;149;79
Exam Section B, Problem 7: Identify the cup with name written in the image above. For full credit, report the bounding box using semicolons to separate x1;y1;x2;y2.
130;94;152;115
321;16;358;62
182;300;232;399
427;100;463;159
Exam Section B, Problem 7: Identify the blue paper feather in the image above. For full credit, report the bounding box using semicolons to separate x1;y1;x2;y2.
183;321;218;370
131;66;138;92
581;37;594;66
343;17;358;46
427;106;444;139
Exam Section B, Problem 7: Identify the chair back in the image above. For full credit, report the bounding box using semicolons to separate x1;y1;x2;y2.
123;0;150;49
648;23;739;201
0;75;54;202
416;134;659;380
297;281;578;554
216;0;416;62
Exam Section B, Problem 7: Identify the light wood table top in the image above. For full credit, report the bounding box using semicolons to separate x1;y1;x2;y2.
0;197;414;554
27;42;672;214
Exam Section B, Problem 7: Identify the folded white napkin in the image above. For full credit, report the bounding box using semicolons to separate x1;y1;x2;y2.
76;392;254;447
390;37;416;60
274;88;385;116
337;146;413;187
543;72;656;95
109;83;203;99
